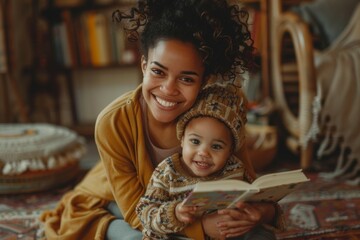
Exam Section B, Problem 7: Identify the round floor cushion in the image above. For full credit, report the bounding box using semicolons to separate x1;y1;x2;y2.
0;124;86;194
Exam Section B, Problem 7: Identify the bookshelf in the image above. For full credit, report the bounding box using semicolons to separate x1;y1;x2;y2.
0;0;29;123
28;0;140;134
47;2;139;69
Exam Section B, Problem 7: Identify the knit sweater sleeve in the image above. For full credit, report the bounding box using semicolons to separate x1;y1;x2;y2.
136;159;187;239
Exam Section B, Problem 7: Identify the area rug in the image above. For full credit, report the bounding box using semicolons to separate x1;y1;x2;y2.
276;172;360;240
0;172;359;239
0;173;84;240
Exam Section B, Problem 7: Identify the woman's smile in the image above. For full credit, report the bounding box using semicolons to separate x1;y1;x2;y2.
154;95;177;108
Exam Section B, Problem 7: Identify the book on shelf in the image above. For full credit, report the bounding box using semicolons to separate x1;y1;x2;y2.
62;10;78;67
58;22;73;67
52;23;64;66
182;169;310;213
54;0;84;7
109;18;126;65
85;11;111;66
0;1;7;73
77;13;91;66
52;12;77;68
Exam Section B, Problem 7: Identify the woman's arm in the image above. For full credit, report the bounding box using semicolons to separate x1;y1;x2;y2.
95;94;154;229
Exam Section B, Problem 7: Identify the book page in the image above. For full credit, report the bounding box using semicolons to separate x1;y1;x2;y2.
191;179;253;192
252;169;309;188
183;189;251;213
244;182;306;202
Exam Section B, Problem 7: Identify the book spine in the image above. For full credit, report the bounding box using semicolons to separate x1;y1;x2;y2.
79;13;91;66
62;10;78;68
86;12;98;66
113;24;126;64
54;0;84;7
58;22;72;67
52;24;64;66
0;2;7;73
86;11;111;66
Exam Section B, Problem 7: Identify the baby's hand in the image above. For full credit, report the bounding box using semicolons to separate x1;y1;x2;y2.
175;203;198;224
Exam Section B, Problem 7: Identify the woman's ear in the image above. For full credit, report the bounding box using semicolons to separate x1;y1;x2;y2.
141;55;147;75
181;137;184;148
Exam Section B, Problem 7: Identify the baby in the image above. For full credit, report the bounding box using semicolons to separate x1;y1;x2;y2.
135;83;259;239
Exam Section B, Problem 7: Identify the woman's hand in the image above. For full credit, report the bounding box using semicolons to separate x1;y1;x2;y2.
201;211;232;239
217;201;275;238
202;201;275;239
216;202;261;238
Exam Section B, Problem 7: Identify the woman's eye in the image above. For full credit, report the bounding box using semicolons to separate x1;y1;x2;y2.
180;76;195;84
151;69;164;76
190;139;200;145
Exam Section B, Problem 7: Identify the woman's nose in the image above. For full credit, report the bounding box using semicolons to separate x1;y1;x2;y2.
160;78;178;95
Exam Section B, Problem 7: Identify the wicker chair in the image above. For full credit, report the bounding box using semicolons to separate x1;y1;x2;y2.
269;0;317;169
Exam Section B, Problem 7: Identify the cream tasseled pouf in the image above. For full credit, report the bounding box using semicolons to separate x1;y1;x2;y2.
0;124;86;194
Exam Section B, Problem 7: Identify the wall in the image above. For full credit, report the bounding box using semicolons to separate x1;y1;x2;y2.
72;67;140;124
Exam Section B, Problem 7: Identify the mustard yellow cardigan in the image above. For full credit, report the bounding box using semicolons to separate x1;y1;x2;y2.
40;84;256;240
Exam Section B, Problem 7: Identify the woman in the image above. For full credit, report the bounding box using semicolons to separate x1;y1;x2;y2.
41;0;279;239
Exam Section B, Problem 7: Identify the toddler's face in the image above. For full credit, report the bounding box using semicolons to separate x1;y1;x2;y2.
181;117;233;177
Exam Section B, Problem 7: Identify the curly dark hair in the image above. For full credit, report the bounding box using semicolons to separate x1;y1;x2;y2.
113;0;255;83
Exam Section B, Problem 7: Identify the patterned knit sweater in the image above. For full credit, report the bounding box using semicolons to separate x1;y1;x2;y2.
136;153;252;239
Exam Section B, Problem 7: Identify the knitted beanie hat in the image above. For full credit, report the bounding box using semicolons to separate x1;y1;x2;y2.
176;83;248;151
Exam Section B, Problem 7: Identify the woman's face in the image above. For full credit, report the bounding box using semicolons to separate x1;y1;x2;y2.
181;117;233;177
141;39;205;124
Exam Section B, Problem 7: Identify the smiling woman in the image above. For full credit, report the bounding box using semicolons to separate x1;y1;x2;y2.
39;1;267;239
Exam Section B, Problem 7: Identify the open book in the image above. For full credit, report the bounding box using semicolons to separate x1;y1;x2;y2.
182;169;309;212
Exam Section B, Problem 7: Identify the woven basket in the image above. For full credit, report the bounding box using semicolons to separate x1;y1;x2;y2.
0;124;86;194
0;161;80;194
246;124;278;171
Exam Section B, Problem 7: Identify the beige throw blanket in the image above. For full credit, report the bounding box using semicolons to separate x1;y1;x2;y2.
309;3;360;184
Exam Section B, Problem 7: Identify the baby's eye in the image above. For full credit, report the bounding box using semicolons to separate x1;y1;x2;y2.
212;144;223;150
190;139;200;145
